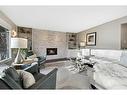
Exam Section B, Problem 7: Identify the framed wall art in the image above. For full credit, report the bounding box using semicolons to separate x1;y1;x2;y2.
86;32;96;46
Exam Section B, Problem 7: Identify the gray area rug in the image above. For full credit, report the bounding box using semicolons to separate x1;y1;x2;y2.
40;61;90;89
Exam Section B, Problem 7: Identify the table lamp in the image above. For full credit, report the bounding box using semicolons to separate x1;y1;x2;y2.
80;42;86;49
11;38;27;64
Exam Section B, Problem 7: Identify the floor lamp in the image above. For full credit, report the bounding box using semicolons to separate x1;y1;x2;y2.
11;38;27;64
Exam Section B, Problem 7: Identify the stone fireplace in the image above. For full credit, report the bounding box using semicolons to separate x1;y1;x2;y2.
46;48;57;55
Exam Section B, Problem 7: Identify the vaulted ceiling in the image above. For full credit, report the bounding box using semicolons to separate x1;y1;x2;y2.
1;6;127;32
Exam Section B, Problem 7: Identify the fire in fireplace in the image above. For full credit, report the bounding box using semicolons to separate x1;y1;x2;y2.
46;48;57;55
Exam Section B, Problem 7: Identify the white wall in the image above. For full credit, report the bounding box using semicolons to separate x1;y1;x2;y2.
78;16;127;50
32;29;67;60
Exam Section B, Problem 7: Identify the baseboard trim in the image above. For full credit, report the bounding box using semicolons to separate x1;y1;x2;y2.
45;58;67;63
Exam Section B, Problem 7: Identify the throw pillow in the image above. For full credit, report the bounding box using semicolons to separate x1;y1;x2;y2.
0;72;22;89
3;67;21;85
17;70;35;88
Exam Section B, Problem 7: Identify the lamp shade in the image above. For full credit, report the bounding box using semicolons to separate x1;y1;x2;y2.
80;42;85;47
11;38;27;48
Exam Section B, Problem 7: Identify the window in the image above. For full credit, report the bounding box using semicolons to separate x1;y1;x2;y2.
0;26;9;61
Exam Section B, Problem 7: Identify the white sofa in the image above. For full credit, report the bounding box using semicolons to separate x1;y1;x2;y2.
80;49;127;63
67;49;127;89
81;49;127;89
68;49;127;65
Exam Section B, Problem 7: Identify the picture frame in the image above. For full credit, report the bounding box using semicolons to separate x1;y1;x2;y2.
86;32;96;46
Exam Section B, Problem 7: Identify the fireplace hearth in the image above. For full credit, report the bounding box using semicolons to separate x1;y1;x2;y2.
46;48;57;55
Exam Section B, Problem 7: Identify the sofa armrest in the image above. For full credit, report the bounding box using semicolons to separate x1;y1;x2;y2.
29;68;58;89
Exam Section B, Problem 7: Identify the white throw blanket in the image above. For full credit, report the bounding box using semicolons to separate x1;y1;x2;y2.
94;63;127;89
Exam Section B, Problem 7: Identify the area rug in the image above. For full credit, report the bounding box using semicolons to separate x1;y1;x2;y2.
40;60;90;89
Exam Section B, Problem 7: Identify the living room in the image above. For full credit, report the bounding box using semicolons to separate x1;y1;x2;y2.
1;4;127;93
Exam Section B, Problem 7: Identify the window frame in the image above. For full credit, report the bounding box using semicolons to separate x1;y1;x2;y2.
0;28;11;63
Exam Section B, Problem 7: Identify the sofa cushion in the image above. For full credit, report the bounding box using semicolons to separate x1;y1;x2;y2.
3;67;21;85
17;70;35;88
0;72;22;89
33;73;45;81
23;62;38;74
0;79;11;89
